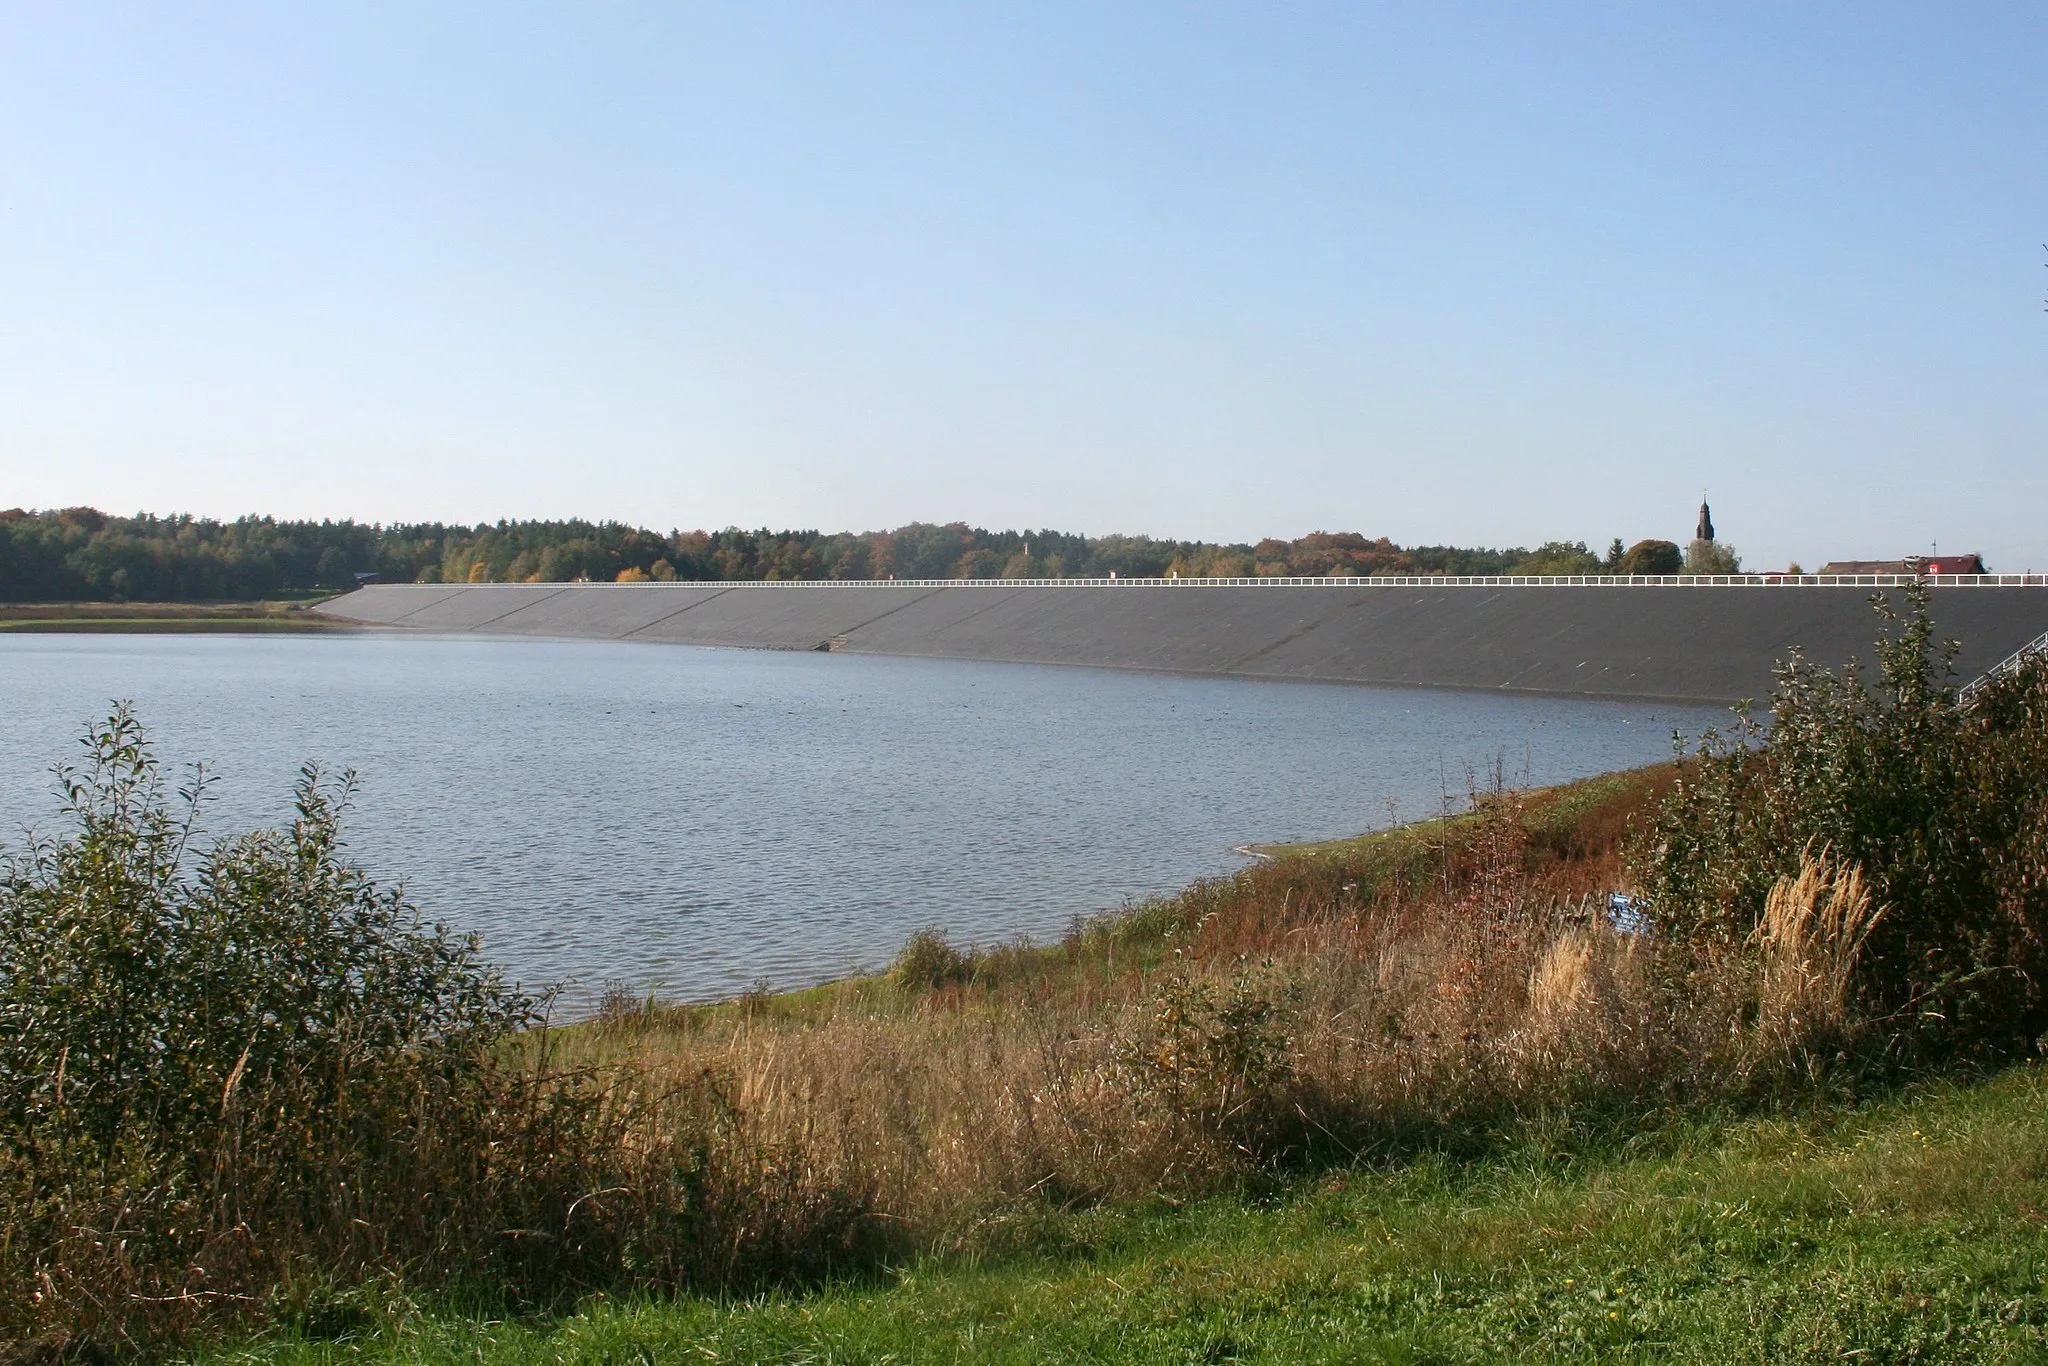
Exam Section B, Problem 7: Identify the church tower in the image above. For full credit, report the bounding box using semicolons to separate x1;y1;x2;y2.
1688;499;1732;573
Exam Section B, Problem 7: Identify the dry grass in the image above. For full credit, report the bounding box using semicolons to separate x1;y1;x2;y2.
543;806;1886;1271
1749;849;1884;1070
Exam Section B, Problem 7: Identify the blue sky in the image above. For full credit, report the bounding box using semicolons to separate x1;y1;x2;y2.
2;3;2043;569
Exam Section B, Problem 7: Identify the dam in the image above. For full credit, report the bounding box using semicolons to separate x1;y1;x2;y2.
314;574;2048;706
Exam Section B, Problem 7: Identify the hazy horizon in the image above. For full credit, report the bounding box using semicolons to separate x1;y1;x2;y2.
3;4;2044;572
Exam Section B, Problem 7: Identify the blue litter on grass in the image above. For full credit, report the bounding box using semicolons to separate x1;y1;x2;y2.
1606;892;1655;937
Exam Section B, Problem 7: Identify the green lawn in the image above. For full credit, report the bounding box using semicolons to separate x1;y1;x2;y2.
205;1067;2048;1365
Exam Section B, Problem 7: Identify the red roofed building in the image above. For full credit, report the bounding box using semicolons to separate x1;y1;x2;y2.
1817;553;1988;576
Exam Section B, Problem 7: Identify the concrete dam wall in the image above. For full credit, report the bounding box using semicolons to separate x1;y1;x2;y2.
313;577;2048;705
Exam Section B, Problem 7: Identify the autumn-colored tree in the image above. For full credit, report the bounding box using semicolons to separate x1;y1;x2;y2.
1618;539;1683;575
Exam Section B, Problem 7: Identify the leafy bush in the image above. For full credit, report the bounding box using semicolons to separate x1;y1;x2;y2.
0;706;536;1159
1635;583;2048;1053
0;709;884;1351
0;708;538;1341
1115;964;1298;1166
891;928;973;991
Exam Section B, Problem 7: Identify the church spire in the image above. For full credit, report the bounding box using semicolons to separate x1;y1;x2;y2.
1696;500;1715;543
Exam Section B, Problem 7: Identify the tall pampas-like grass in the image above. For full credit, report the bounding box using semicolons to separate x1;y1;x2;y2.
1750;848;1885;1067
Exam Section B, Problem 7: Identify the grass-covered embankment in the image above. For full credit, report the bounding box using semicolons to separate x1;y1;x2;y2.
0;600;345;632
203;1066;2048;1363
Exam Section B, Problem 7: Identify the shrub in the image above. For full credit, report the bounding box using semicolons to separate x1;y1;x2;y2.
0;708;538;1154
891;929;973;991
0;709;881;1351
0;707;543;1343
1115;963;1298;1164
1635;582;2048;1053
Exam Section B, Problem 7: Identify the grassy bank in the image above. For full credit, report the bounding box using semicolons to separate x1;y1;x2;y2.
0;600;345;632
201;1065;2048;1363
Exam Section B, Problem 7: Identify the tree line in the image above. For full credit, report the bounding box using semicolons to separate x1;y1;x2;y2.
0;506;1706;602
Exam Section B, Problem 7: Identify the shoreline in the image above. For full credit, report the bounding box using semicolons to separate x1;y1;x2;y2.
0;618;351;633
604;764;1668;1025
0;599;348;633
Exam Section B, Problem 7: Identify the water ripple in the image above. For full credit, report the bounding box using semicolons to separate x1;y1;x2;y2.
0;633;1726;1011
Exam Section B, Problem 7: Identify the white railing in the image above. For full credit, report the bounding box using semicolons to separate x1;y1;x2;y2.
533;573;2048;590
1960;625;2048;705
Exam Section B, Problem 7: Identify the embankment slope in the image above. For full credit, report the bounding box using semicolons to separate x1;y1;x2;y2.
314;579;2048;704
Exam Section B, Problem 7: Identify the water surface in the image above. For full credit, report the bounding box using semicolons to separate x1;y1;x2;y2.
0;633;1729;1006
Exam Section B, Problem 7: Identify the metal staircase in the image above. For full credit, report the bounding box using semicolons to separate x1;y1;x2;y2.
1960;625;2048;706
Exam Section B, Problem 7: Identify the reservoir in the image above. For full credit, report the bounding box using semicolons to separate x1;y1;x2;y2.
0;633;1728;1008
